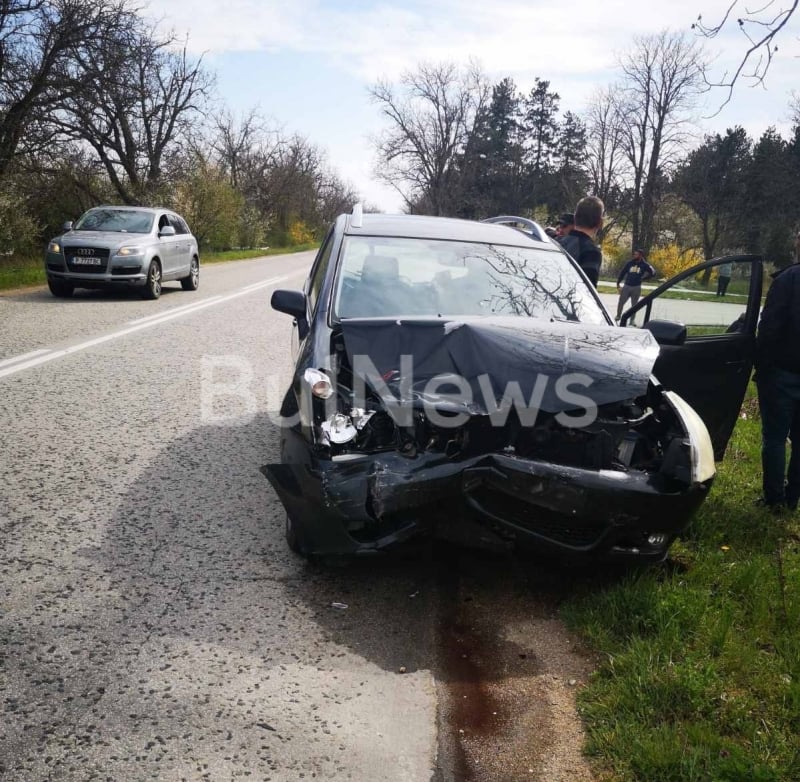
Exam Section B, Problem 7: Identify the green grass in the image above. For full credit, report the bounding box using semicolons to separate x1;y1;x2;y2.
598;281;753;304
201;243;317;264
0;244;318;292
0;256;45;289
563;388;800;781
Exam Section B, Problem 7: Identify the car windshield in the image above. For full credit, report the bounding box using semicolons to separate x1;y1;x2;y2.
73;209;154;234
333;236;608;324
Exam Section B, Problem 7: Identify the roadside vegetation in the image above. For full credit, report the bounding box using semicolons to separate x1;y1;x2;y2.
0;244;318;293
564;389;800;781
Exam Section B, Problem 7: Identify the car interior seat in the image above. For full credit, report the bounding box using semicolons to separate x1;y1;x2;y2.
339;254;406;317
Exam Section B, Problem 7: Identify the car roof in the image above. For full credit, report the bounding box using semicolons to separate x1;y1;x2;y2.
86;205;170;214
343;212;556;249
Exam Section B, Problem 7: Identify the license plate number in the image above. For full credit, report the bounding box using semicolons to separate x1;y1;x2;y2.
72;256;102;265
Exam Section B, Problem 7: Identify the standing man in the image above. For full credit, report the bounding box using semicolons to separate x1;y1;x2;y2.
755;261;800;509
716;261;733;296
555;213;574;238
557;197;604;287
616;249;655;321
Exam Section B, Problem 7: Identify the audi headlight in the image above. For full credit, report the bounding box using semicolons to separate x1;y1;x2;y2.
48;241;62;254
663;391;715;483
116;246;144;257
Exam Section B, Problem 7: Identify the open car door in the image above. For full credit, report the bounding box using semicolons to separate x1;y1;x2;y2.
620;254;763;460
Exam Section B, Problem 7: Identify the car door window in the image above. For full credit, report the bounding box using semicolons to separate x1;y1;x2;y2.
307;229;334;314
169;214;187;234
621;255;763;460
623;259;753;336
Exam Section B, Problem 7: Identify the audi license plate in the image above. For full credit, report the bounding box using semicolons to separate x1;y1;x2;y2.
72;256;102;265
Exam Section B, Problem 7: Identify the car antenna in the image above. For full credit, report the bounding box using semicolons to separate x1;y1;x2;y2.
351;202;363;229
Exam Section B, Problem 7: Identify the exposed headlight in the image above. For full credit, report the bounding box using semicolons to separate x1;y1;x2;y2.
116;246;144;257
48;241;62;254
321;413;357;445
663;391;715;483
303;368;333;399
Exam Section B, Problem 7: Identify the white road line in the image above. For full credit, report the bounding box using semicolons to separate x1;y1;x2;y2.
126;296;224;325
0;274;296;381
0;348;52;368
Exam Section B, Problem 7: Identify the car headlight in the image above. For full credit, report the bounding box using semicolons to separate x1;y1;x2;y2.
48;241;62;254
303;368;333;399
116;246;144;257
663;391;715;483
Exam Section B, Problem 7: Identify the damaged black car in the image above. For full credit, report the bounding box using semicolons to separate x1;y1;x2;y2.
264;206;763;562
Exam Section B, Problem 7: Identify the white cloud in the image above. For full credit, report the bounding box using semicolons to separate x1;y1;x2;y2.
143;0;799;210
146;1;725;75
147;0;798;106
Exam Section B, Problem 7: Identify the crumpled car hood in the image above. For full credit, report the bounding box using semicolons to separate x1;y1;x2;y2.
340;316;660;414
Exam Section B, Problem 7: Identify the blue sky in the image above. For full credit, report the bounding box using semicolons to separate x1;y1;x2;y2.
145;1;799;211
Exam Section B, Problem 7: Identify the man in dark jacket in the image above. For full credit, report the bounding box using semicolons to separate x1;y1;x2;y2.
755;262;800;509
557;197;604;286
616;249;655;321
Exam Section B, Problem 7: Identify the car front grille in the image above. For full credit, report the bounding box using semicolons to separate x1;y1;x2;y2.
65;247;110;273
470;487;606;548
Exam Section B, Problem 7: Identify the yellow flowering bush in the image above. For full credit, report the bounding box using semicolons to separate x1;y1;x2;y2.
287;219;316;246
648;244;704;280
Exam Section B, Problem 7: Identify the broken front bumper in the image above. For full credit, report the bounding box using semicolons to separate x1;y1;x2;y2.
263;434;711;561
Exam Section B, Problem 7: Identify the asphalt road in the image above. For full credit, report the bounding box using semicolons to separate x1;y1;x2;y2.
2;256;736;781
1;254;444;781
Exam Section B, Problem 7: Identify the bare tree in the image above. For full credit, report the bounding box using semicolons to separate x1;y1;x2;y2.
693;1;798;105
55;22;212;204
0;0;138;178
791;90;800;126
615;30;705;253
369;61;489;215
583;87;627;216
211;107;277;192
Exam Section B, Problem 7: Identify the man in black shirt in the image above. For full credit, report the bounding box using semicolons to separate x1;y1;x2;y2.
557;197;604;286
555;212;574;239
755;261;800;509
616;249;655;320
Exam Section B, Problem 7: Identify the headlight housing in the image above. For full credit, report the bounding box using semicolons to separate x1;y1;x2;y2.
116;246;145;257
663;391;716;483
47;241;62;254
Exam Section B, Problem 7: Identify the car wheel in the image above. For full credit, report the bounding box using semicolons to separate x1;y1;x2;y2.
141;260;162;300
180;256;199;291
48;278;74;298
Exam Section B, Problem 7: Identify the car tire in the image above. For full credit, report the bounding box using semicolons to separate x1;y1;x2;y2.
180;256;199;291
141;260;162;300
48;278;74;298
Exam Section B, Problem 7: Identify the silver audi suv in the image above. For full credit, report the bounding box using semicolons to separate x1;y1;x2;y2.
44;205;200;299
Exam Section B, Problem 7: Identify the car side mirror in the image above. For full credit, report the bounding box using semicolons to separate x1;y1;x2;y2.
272;289;307;319
644;319;687;346
159;225;176;237
272;289;309;339
62;221;73;231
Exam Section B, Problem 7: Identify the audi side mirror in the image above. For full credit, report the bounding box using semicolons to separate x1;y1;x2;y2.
62;221;73;231
159;225;176;237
